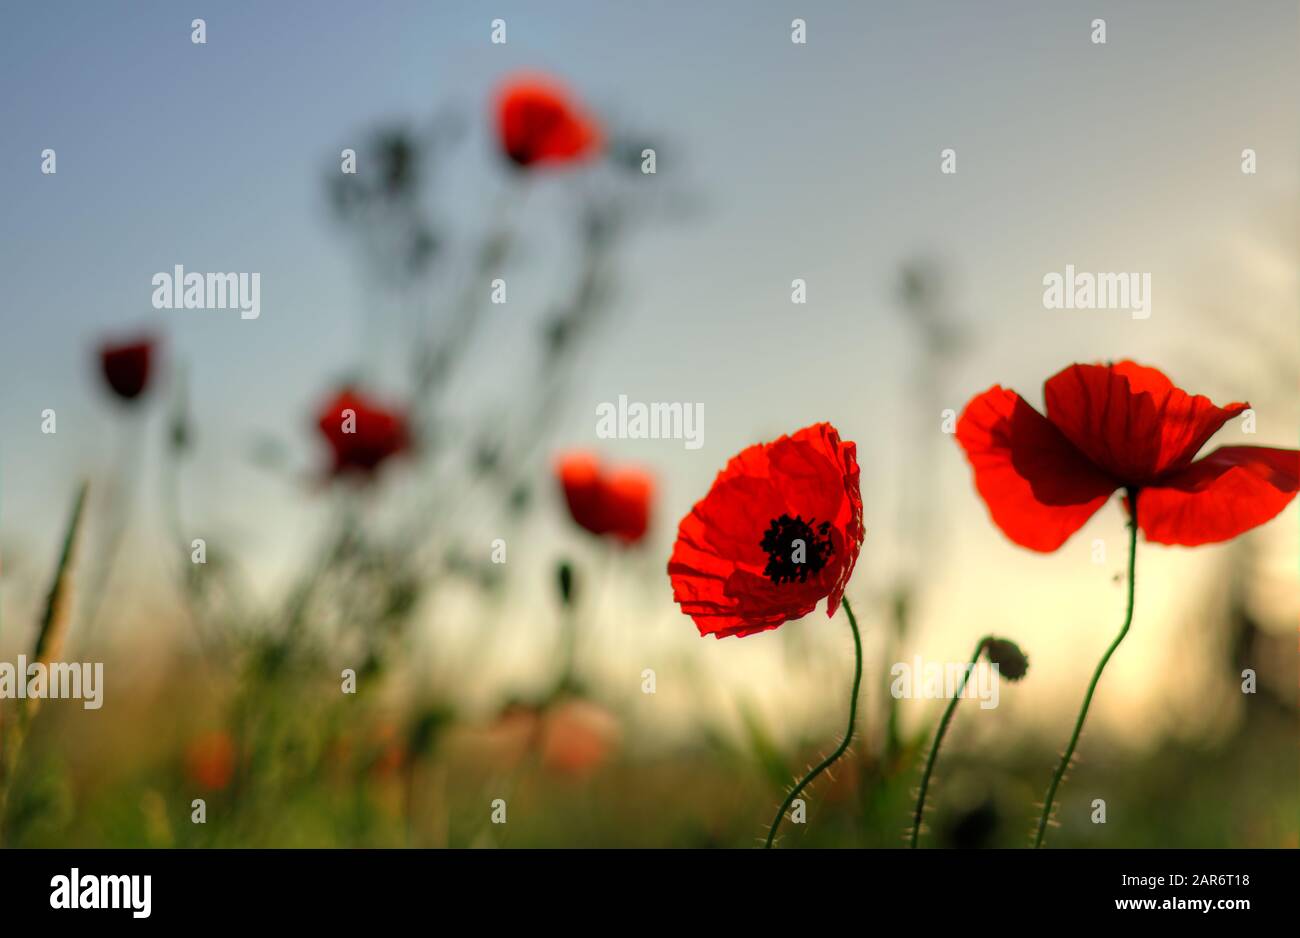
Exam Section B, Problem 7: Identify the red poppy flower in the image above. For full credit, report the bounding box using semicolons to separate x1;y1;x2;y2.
539;699;620;779
557;452;653;544
668;423;864;639
315;388;410;478
98;336;155;402
495;73;601;169
956;360;1299;550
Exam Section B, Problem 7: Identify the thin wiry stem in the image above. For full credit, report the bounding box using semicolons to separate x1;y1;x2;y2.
1034;488;1139;848
910;634;991;848
763;597;863;849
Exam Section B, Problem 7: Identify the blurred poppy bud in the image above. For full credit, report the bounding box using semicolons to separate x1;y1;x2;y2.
983;638;1029;681
378;130;417;195
556;560;576;607
169;373;191;453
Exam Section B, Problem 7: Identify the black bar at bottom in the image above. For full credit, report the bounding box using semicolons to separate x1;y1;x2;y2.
0;847;1288;924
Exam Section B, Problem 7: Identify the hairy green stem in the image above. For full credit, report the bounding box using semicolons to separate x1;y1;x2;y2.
1034;488;1139;848
763;597;862;849
910;634;991;848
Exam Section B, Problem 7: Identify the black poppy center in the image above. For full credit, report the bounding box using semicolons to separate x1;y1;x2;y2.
760;514;834;585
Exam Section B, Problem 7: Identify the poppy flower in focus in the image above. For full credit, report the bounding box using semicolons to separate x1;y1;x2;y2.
956;360;1299;550
315;388;410;478
668;423;864;639
98;336;155;402
557;453;653;544
184;730;236;791
495;73;601;169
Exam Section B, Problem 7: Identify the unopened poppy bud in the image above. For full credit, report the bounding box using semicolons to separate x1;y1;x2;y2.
556;560;576;607
984;638;1029;681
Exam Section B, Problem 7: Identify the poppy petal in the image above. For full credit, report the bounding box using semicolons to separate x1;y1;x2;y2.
557;453;607;534
1137;446;1300;546
956;386;1118;552
603;470;654;543
1044;361;1248;483
670;510;822;638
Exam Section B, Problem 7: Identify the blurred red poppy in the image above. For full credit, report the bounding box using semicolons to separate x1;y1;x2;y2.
539;699;619;779
184;730;235;791
557;453;653;544
98;337;155;402
496;73;601;169
315;388;410;478
668;423;864;639
480;698;618;779
956;360;1299;550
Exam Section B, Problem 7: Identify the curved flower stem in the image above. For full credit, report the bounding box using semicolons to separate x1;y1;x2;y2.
1033;488;1140;848
763;597;863;849
910;634;991;848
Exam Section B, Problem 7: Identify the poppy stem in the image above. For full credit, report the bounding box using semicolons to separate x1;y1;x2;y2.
909;634;992;848
763;596;863;849
1033;487;1140;848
